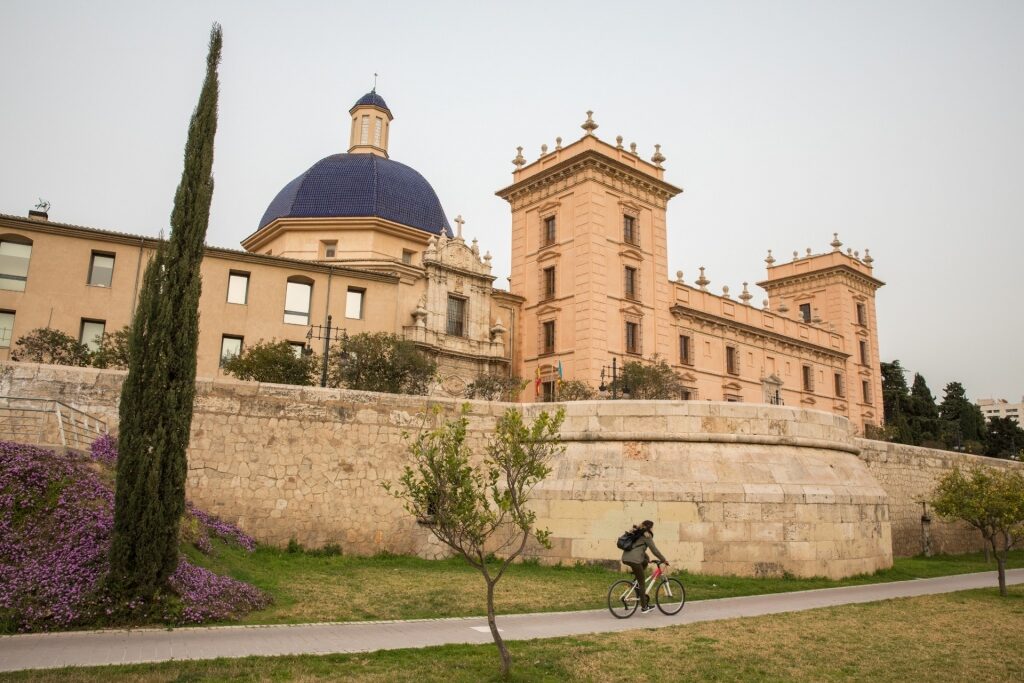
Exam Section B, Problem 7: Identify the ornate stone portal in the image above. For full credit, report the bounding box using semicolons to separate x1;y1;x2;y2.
403;225;509;397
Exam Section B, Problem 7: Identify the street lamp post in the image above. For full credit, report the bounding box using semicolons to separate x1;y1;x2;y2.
305;314;346;388
599;357;629;400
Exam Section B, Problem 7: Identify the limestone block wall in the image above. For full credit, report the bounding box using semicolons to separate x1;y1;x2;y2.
520;401;892;579
2;361;1020;577
854;439;1023;557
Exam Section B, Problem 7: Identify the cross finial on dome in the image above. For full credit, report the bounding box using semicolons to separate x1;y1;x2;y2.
372;72;378;92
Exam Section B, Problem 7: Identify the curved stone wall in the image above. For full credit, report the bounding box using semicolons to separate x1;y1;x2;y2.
522;401;892;579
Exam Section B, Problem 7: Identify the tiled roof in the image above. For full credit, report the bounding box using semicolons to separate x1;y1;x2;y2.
258;154;452;236
353;91;391;114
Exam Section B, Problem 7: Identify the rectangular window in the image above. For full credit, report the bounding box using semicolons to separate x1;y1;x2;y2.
284;280;312;325
799;303;811;323
802;365;814;392
360;115;369;144
834;372;845;398
856;302;867;326
542;216;556;246
322;241;337;259
862;380;872;404
87;252;115;287
220;335;243;366
680;387;695;401
679;334;693;365
289;341;306;358
542;380;556;403
726;345;739;375
624;266;638;300
0;311;14;347
859;340;869;365
625;321;640;355
227;271;249;305
346;287;365;320
80;319;105;352
446;295;466;337
0;240;32;292
402;249;414;265
623;215;638;245
542;320;555;355
373;117;383;146
542;266;556;300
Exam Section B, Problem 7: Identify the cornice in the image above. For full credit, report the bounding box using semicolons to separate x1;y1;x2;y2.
0;213;400;284
670;304;849;360
757;264;885;292
495;149;683;205
241;216;435;252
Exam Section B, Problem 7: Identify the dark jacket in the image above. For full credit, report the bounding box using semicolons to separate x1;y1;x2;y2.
621;530;667;565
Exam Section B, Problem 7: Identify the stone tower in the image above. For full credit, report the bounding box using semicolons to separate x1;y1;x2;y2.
496;115;682;398
757;241;885;432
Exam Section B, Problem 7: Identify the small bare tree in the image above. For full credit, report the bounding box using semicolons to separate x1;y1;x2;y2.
385;404;564;679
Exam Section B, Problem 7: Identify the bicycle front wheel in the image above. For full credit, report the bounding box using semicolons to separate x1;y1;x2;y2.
655;577;686;615
607;580;639;619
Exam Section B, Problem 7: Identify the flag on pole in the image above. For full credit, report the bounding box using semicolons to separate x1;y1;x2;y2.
534;365;542;396
557;360;564;385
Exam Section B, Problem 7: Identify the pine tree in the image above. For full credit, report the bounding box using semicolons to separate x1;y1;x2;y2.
880;360;914;444
907;373;941;446
108;24;222;602
939;381;987;452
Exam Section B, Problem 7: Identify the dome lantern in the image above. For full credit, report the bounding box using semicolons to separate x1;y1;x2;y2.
348;90;393;158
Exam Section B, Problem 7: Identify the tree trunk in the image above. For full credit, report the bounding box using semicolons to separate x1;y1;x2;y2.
994;533;1008;597
486;578;511;679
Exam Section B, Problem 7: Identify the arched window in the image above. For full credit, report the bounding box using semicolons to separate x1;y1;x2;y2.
284;276;313;325
0;234;33;292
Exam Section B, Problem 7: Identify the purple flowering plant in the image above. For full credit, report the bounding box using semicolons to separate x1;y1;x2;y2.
0;439;270;633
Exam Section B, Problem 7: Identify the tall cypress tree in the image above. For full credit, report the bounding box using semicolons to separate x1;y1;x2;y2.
108;24;222;601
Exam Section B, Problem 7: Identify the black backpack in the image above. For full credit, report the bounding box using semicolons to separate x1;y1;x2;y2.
616;528;641;551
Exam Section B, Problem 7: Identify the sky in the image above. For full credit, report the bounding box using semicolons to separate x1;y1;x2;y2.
1;1;1021;402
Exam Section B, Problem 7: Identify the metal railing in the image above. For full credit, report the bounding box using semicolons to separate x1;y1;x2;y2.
0;397;107;450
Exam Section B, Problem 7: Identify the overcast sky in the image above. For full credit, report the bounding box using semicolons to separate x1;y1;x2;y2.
1;1;1021;402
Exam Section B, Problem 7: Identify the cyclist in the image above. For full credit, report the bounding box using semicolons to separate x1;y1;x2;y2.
621;519;669;613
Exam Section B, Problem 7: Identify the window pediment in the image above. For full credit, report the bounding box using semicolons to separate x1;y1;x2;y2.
619;303;644;317
721;380;743;391
618;248;643;261
536;303;562;316
537;249;561;263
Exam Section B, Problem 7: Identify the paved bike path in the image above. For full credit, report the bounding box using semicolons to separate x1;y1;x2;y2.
2;569;1022;673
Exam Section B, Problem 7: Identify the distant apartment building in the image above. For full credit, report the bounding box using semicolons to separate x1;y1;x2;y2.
977;398;1023;424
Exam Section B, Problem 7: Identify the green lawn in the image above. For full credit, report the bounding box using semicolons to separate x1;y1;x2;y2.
183;543;1024;625
10;585;1024;682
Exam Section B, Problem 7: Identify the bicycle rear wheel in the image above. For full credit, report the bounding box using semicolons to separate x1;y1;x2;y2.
655;577;686;615
607;580;639;618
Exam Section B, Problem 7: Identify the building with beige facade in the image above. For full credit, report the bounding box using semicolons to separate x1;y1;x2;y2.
977;398;1023;424
0;89;884;431
499;112;884;432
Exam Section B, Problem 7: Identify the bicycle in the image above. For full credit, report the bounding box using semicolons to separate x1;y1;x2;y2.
607;560;686;618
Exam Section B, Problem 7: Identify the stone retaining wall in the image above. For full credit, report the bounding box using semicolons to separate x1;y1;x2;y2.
2;361;1019;577
854;439;1022;556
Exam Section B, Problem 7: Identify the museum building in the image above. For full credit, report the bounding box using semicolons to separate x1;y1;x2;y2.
0;89;884;432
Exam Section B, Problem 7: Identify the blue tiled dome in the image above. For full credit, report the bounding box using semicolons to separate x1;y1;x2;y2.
352;91;391;115
258;154;451;235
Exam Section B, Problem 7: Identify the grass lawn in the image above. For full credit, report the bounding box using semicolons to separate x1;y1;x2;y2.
9;585;1024;682
183;543;1024;625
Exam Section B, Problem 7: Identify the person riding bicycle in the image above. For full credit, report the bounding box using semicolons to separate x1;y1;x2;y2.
621;519;669;613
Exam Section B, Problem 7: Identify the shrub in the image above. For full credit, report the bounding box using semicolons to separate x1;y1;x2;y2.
222;339;318;386
0;439;268;632
10;328;91;366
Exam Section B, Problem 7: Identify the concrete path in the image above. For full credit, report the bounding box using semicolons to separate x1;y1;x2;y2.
2;569;1022;673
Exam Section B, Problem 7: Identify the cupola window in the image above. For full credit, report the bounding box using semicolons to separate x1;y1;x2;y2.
360;115;370;144
374;117;383;146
